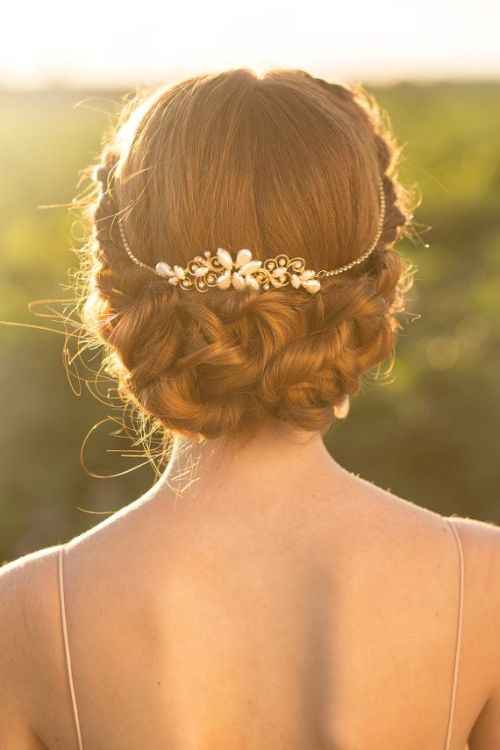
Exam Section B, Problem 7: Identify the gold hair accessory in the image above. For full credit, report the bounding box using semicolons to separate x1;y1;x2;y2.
117;178;385;294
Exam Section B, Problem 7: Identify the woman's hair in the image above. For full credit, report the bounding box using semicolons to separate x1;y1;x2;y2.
78;67;416;443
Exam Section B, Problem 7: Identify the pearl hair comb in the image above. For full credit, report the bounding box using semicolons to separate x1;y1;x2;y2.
116;177;385;294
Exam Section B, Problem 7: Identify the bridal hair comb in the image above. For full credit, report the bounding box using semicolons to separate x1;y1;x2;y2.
116;177;385;295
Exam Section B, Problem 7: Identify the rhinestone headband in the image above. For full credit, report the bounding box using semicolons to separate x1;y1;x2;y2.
116;177;385;295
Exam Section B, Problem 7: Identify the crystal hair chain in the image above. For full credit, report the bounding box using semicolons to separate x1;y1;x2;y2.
116;177;386;295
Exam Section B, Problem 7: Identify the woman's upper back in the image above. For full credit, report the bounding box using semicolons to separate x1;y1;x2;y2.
1;472;500;750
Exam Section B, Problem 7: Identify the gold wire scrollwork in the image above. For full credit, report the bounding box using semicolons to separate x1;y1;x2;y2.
172;252;318;293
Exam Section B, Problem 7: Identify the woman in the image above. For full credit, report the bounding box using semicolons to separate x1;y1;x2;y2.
0;67;498;750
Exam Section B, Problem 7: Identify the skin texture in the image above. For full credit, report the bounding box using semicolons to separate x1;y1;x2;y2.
1;419;500;749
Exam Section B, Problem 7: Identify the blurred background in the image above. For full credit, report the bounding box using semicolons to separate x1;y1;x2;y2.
1;0;499;561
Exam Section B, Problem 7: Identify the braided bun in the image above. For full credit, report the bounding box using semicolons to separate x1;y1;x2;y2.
80;68;416;441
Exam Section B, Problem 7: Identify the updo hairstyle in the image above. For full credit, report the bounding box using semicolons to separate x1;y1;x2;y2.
79;68;415;442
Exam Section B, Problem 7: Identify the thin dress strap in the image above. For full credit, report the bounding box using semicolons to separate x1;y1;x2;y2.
58;544;84;750
443;516;464;750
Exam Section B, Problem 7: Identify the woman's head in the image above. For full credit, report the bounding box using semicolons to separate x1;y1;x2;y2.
80;67;415;443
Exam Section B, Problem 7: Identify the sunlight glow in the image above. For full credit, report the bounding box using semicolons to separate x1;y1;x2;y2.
1;0;499;88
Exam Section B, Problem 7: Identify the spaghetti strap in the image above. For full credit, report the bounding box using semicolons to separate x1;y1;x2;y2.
443;516;465;750
58;544;84;750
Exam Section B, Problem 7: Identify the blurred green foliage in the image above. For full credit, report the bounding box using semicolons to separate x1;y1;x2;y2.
0;82;499;561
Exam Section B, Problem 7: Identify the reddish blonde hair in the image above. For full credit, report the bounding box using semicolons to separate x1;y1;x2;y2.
79;67;416;442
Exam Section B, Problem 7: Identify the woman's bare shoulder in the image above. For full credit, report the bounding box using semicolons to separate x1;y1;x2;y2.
358;476;500;629
347;470;500;544
0;545;62;744
445;513;500;611
0;543;61;638
342;472;500;582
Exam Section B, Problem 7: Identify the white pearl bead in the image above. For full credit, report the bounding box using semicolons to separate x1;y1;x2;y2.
300;270;315;281
239;260;262;275
173;265;186;279
231;272;246;290
216;270;232;289
168;276;179;285
291;274;301;289
236;248;253;267
272;267;287;277
194;265;209;277
216;248;234;270
155;261;172;277
245;275;259;290
302;279;321;294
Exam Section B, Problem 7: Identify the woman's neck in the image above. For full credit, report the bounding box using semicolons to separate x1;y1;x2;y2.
157;419;350;505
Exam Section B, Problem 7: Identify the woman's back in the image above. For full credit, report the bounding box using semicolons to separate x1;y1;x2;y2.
4;460;499;750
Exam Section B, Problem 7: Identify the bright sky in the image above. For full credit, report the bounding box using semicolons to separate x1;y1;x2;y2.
2;0;499;88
